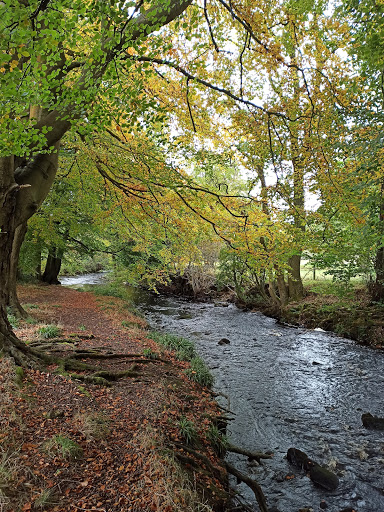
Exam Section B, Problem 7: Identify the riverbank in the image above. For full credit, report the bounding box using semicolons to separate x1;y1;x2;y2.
2;283;229;512
152;274;384;349
247;287;384;349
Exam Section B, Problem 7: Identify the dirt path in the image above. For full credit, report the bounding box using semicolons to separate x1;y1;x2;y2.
1;284;228;512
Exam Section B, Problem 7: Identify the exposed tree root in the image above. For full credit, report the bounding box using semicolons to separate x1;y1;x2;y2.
225;462;269;512
69;373;112;387
227;444;273;464
60;358;101;372
0;329;54;368
70;351;165;363
71;350;144;359
171;442;226;480
92;366;140;380
68;365;141;386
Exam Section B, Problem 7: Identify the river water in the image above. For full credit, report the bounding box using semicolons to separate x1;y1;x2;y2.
61;274;384;512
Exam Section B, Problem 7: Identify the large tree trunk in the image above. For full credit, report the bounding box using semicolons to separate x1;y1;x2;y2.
8;222;28;318
41;247;64;285
287;42;305;301
0;157;34;363
0;149;59;362
288;253;304;300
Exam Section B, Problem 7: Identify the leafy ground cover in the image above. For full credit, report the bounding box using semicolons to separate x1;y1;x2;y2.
1;284;228;512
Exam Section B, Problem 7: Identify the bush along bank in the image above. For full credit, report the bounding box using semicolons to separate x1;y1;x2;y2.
242;288;384;349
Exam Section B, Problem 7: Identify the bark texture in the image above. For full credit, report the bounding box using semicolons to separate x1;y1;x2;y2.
41;247;63;285
8;222;28;318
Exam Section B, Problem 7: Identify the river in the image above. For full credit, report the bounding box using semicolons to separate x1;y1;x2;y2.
61;274;384;512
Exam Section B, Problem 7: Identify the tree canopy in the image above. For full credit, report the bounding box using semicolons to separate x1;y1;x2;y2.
2;0;384;360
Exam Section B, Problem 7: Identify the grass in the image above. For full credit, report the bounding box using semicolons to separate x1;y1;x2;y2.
74;412;110;441
33;488;59;509
43;435;83;460
6;310;19;329
207;424;228;456
185;357;214;388
121;319;141;328
0;448;17;501
149;331;214;387
25;316;39;325
149;332;196;361
14;366;24;387
142;447;215;512
24;304;39;310
178;417;198;446
37;324;61;339
91;283;130;300
143;348;159;360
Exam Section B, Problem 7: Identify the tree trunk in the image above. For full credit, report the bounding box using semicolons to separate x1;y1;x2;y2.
372;182;384;301
288;253;304;300
276;273;289;307
287;42;305;301
0;149;59;362
0;157;33;363
8;222;28;318
41;247;63;284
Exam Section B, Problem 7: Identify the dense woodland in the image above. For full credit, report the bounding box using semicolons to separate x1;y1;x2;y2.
2;0;384;359
3;2;384;511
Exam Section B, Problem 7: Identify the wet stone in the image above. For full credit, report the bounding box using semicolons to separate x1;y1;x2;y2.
287;448;314;471
361;412;384;430
309;465;339;491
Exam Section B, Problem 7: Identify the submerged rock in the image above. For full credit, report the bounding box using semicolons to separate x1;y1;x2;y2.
287;448;314;470
309;464;339;490
362;412;384;430
287;448;339;490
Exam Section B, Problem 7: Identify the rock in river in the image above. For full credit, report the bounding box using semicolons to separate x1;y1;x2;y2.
309;464;339;490
362;412;384;430
287;448;313;470
287;448;339;490
218;338;231;345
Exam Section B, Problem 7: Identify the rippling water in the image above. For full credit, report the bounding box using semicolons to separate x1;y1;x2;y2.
62;275;384;512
